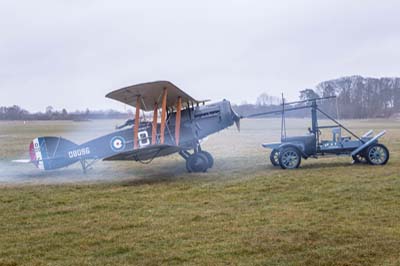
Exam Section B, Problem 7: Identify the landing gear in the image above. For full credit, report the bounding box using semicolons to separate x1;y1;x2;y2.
270;149;280;166
186;153;209;173
180;147;214;173
199;151;214;168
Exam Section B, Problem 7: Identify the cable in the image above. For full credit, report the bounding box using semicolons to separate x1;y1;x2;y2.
137;148;163;164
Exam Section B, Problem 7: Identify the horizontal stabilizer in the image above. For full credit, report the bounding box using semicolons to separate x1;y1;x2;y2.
12;159;31;163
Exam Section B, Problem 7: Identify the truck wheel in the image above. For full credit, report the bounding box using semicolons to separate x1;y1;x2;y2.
186;153;209;173
270;149;280;166
279;147;301;169
365;144;389;165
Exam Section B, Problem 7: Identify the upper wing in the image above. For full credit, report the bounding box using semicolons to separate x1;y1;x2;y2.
103;144;183;161
106;80;208;111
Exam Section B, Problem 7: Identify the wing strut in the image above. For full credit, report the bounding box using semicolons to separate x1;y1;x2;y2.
175;96;182;145
134;95;141;149
160;88;168;144
152;102;158;145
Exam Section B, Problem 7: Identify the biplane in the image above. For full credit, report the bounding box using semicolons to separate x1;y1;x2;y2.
22;81;241;173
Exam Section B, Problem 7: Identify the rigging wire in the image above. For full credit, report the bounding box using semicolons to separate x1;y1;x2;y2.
138;148;163;164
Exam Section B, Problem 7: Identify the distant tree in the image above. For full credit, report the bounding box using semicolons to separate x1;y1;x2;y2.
45;106;53;114
393;87;400;111
320;84;336;97
1;105;28;120
381;87;393;114
61;108;68;119
256;93;280;106
299;89;319;101
0;106;5;120
256;93;269;106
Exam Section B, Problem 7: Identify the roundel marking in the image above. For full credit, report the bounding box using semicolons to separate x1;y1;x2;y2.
110;136;126;152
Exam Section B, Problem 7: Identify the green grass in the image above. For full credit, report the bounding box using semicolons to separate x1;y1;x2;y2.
0;119;399;265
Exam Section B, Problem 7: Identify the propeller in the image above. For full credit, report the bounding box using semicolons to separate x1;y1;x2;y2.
231;108;242;132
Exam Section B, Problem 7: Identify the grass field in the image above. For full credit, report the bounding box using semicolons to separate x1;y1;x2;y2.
0;118;399;265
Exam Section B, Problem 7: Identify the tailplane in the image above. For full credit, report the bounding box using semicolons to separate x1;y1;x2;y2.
29;137;81;170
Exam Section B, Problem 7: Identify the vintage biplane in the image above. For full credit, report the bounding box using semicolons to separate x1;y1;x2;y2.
21;81;241;173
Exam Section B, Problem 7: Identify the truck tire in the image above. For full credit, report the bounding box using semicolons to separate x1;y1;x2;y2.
270;149;280;166
365;144;389;165
278;147;301;169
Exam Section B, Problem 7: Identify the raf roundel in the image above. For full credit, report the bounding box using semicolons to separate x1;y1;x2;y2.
110;136;126;152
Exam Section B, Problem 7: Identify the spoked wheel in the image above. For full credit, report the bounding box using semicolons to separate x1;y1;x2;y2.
199;151;214;168
278;147;301;169
365;144;389;165
352;153;367;164
270;149;280;166
186;153;209;173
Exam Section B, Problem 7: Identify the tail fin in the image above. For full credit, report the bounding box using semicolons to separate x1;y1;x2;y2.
30;137;79;170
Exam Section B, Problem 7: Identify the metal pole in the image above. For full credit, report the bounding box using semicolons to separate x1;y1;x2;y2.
246;105;311;118
317;107;362;142
311;100;318;134
152;102;158;145
175;97;182;145
134;96;141;149
281;93;286;141
160;88;168;144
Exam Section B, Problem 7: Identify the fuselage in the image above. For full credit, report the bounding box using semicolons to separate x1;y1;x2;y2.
29;100;239;170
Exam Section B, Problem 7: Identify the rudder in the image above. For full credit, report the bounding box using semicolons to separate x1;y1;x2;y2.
30;137;80;170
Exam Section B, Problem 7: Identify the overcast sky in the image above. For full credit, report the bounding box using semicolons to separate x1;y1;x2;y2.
1;0;399;112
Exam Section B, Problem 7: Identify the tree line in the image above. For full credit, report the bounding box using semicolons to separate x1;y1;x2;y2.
0;105;131;121
314;76;400;119
236;76;400;119
2;76;400;120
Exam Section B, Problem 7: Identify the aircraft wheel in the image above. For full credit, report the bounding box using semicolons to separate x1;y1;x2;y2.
199;151;214;168
269;149;280;166
365;144;389;165
278;147;301;169
186;153;209;173
352;153;367;164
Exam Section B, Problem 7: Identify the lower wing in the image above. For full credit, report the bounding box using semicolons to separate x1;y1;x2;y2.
103;144;183;161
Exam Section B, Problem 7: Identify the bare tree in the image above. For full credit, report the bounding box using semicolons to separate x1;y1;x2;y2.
256;93;280;106
299;89;319;101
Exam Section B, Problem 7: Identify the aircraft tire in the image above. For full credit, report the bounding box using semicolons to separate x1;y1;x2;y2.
199;151;214;168
278;147;301;169
269;149;280;166
186;153;209;173
365;144;389;165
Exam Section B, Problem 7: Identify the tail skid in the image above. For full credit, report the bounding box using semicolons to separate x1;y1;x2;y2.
79;158;99;174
